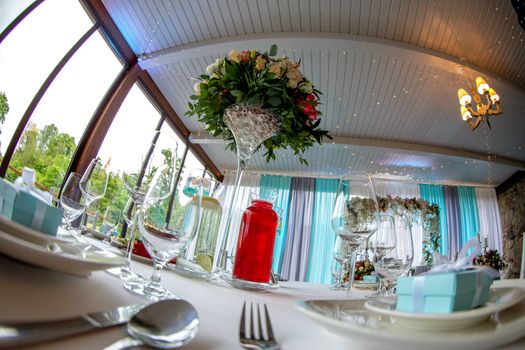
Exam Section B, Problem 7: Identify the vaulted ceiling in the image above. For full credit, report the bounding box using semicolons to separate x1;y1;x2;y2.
101;0;525;186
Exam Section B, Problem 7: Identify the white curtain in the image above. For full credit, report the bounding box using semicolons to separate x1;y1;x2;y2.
215;172;260;271
373;179;423;266
474;187;503;253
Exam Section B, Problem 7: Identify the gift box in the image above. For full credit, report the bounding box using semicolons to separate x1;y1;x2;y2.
12;191;63;236
396;269;493;314
0;178;18;218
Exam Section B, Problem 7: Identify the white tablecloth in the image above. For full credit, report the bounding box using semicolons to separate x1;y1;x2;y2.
1;252;524;350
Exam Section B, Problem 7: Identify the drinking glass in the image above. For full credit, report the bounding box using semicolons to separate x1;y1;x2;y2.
101;205;121;244
330;236;354;290
368;214;396;296
124;165;203;301
373;217;414;295
59;172;86;236
331;171;379;293
79;158;109;231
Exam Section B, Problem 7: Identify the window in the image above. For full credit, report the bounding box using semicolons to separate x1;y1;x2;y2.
0;0;35;33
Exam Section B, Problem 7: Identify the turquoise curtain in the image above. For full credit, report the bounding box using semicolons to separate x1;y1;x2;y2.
305;178;339;284
259;175;292;273
419;184;449;255
457;186;480;248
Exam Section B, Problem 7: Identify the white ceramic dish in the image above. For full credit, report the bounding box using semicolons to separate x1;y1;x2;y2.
364;287;524;331
296;281;525;350
0;231;127;277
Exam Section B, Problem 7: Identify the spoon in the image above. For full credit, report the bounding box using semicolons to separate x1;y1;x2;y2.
103;299;199;350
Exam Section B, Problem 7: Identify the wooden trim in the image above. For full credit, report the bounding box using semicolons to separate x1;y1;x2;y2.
0;0;44;45
68;63;142;175
138;73;224;181
496;171;525;195
0;24;100;177
79;0;135;64
80;0;223;181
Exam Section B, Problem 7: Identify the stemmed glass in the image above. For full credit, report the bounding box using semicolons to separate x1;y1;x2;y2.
124;166;205;301
331;172;379;293
79;158;109;228
372;217;414;296
368;214;396;296
330;236;354;290
109;133;178;282
59;172;86;237
101;205;121;244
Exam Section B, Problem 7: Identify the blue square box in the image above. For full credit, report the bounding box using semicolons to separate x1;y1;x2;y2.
0;179;18;218
11;191;63;236
396;269;493;314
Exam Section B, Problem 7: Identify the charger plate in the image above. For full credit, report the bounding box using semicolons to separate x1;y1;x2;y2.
0;231;126;277
0;215;74;245
364;287;524;331
296;281;525;350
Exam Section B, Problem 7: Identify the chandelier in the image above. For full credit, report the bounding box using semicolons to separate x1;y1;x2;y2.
457;77;502;130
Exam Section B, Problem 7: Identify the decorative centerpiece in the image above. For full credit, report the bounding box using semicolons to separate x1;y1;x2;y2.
473;249;505;271
186;45;330;274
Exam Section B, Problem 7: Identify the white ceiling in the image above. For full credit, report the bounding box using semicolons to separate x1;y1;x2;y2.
102;0;525;186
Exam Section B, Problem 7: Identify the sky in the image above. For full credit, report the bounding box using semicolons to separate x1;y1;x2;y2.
0;0;204;175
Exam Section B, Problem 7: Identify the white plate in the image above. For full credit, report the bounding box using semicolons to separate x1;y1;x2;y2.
296;281;525;350
0;215;75;245
0;231;127;277
365;287;525;331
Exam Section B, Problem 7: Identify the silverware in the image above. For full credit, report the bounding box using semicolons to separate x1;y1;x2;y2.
239;301;280;350
0;304;144;348
103;299;199;350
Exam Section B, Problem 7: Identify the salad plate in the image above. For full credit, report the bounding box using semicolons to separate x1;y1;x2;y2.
296;281;525;350
364;287;524;331
0;230;127;277
0;215;75;245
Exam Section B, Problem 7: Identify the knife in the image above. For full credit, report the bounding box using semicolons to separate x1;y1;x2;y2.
0;304;145;348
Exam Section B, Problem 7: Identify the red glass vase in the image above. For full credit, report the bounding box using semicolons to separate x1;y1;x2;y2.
232;199;278;283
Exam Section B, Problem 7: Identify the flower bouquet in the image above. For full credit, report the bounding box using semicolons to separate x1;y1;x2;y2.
342;257;375;283
185;44;330;164
473;249;505;271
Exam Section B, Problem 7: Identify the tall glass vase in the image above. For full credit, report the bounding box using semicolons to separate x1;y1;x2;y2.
213;104;280;275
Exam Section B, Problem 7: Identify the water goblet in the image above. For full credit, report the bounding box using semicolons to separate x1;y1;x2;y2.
101;205;121;244
368;214;396;296
124;165;203;301
59;172;86;237
331;171;379;293
373;217;414;295
79;158;109;230
330;236;354;290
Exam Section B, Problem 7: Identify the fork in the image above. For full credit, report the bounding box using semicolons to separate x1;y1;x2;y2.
239;302;280;350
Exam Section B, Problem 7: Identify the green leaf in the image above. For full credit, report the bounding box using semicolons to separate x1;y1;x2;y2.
269;44;278;56
230;90;242;97
268;96;281;107
189;94;199;100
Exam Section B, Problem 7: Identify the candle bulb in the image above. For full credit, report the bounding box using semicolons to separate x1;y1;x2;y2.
483;237;488;249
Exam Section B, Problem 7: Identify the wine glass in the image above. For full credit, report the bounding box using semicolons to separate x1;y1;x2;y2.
373;217;414;296
124;165;204;301
330;236;354;290
101;205;121;244
368;214;396;296
79;158;109;231
331;171;379;293
59;172;86;237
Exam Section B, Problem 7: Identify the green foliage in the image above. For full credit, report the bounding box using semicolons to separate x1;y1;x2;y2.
0;91;8;125
185;45;331;164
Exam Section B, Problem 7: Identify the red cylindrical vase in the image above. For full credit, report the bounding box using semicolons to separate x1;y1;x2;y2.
232;199;278;283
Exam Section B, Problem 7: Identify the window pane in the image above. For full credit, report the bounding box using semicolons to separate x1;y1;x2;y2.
6;30;122;191
0;0;36;33
183;148;206;173
0;0;93;154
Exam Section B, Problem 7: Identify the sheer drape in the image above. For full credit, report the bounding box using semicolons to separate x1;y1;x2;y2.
475;187;503;252
259;175;292;274
305;178;338;284
373;180;423;265
216;172;260;270
457;186;480;247
280;177;315;281
419;184;449;255
443;186;461;259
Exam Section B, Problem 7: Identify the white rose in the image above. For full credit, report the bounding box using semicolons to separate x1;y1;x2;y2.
194;82;201;95
206;62;218;74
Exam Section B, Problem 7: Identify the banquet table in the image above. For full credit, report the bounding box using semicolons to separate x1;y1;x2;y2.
1;251;524;350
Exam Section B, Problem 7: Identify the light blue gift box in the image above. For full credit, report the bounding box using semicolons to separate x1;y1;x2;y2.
0;178;18;218
11;191;63;236
396;269;493;314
